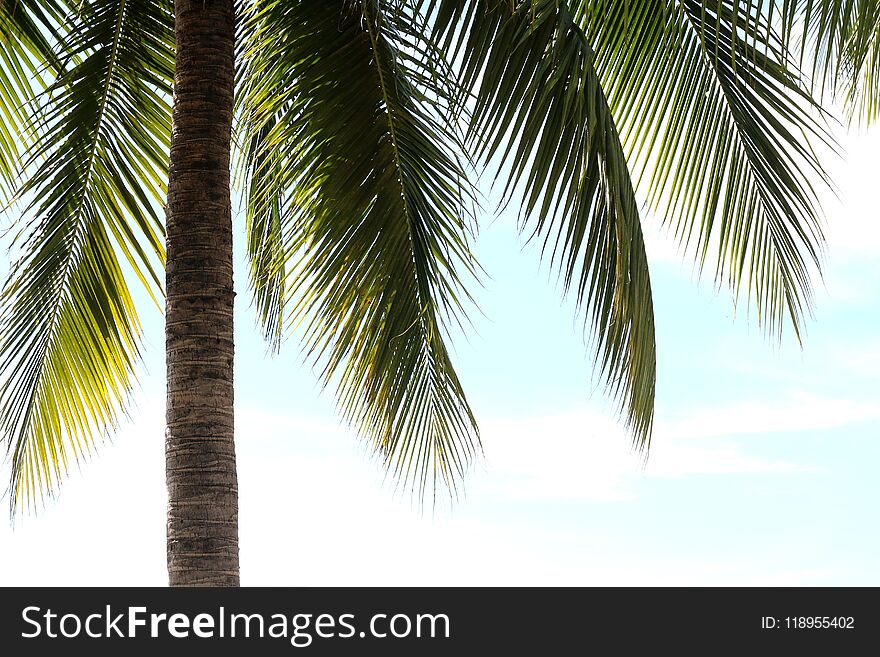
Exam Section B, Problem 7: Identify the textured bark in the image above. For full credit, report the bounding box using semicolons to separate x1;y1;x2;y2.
165;0;239;586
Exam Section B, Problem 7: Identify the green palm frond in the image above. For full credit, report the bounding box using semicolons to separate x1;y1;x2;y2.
840;2;880;121
580;0;830;340
0;0;172;511
0;0;68;195
238;112;287;350
420;0;657;448
784;0;880;123
238;0;480;498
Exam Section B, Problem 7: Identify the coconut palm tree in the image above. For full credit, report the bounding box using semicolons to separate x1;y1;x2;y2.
0;0;832;586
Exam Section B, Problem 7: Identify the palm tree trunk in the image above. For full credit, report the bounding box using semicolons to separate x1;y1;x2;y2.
165;0;239;587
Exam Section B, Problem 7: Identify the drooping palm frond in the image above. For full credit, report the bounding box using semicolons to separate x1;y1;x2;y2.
0;0;173;512
580;0;831;340
0;0;67;195
838;2;880;121
420;0;657;448
238;0;480;498
782;0;880;123
237;111;287;350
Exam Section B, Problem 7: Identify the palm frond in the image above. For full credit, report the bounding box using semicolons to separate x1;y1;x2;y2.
238;0;480;499
784;0;880;123
580;0;831;340
238;112;287;350
0;0;68;195
420;0;657;448
841;2;880;121
0;0;173;512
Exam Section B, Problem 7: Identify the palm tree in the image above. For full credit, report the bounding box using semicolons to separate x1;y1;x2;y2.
0;0;832;586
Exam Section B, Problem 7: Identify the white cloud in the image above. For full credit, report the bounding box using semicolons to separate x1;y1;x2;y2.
474;412;639;502
825;339;880;378
657;393;880;441
0;398;167;586
472;399;831;503
0;388;869;586
643;219;690;267
821;131;880;257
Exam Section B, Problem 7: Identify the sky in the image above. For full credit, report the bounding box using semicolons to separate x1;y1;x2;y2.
1;124;878;587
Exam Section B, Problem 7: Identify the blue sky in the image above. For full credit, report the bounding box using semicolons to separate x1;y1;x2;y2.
1;125;878;587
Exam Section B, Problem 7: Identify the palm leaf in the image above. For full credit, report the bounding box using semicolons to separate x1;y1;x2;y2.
238;0;480;499
0;0;173;512
0;0;67;195
580;0;831;339
784;0;880;123
420;0;657;448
